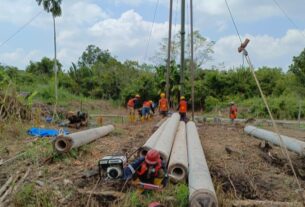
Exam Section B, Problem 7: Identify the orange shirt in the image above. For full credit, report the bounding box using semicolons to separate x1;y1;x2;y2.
179;100;187;113
159;98;168;111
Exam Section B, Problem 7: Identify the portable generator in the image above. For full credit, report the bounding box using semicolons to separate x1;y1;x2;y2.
98;155;127;179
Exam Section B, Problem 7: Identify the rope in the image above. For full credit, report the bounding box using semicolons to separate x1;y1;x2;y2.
224;0;242;43
224;0;305;203
0;11;43;48
272;0;305;39
144;0;160;61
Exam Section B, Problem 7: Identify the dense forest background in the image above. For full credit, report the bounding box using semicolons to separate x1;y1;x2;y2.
1;32;305;120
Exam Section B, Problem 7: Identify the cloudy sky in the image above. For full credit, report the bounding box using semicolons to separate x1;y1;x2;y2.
0;0;304;71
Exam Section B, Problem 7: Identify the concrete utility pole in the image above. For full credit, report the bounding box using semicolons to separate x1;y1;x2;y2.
166;0;173;106
180;0;186;96
190;0;195;120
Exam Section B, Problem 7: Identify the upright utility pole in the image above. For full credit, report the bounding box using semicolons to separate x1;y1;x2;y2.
180;0;186;96
166;0;173;105
190;0;195;120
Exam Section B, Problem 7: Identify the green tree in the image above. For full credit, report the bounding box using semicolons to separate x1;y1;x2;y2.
26;57;62;77
78;45;113;68
290;48;305;86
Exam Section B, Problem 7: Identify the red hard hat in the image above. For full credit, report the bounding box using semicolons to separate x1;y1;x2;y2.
145;149;160;165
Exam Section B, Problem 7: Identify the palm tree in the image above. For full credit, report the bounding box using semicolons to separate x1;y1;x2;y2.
36;0;62;117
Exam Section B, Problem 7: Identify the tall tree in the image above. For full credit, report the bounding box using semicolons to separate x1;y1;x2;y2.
36;0;62;115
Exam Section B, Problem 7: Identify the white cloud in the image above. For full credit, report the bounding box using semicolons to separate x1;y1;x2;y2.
209;29;305;70
0;48;43;69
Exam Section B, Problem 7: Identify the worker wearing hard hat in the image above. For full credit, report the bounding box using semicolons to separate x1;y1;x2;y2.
177;96;188;122
123;149;168;193
229;101;237;123
127;96;137;122
133;94;142;121
158;93;168;118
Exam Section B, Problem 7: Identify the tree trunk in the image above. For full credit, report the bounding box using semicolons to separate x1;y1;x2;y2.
53;15;58;118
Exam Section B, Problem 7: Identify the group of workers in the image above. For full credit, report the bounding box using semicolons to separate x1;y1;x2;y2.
127;93;188;122
123;94;238;207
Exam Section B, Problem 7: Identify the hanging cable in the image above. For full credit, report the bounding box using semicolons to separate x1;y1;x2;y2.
172;0;179;61
144;0;160;61
225;0;305;202
272;0;305;39
224;0;242;43
0;11;43;48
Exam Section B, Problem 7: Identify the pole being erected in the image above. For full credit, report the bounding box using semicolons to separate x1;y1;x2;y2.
180;0;186;96
166;0;173;106
190;0;195;121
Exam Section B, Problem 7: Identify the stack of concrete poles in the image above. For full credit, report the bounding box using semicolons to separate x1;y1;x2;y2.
139;118;170;157
54;125;114;153
154;113;180;162
168;121;188;183
187;121;218;206
245;125;305;156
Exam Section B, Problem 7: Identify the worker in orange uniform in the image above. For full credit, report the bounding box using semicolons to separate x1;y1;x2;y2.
229;101;237;123
127;96;136;122
142;100;154;121
158;93;168;118
123;149;168;193
177;96;187;122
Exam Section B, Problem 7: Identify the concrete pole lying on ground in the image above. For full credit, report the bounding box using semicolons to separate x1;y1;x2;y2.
187;121;218;207
152;118;168;132
139;118;169;156
168;121;188;183
54;125;114;153
244;125;305;156
154;113;180;162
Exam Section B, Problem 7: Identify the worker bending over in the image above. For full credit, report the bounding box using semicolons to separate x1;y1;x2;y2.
177;96;187;122
158;93;168;118
142;100;154;121
123;149;168;192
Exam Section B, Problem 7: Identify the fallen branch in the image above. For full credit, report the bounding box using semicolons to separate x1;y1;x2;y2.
232;199;303;207
0;176;13;196
0;152;25;166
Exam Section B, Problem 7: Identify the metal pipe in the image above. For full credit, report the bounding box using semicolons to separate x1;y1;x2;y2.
140;118;169;156
154;113;180;162
187;121;218;206
168;121;188;183
245;125;305;156
54;125;114;153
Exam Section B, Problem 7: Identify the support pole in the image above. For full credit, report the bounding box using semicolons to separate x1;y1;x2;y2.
166;0;173;106
180;0;186;96
54;125;114;153
190;0;195;120
245;125;305;156
168;121;188;183
187;121;218;206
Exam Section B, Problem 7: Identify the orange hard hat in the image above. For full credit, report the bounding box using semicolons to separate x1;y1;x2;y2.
145;149;160;165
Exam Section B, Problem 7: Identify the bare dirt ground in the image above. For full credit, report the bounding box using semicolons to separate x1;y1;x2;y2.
1;102;305;206
198;123;305;206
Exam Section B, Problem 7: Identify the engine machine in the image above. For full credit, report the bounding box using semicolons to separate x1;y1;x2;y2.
98;155;127;179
